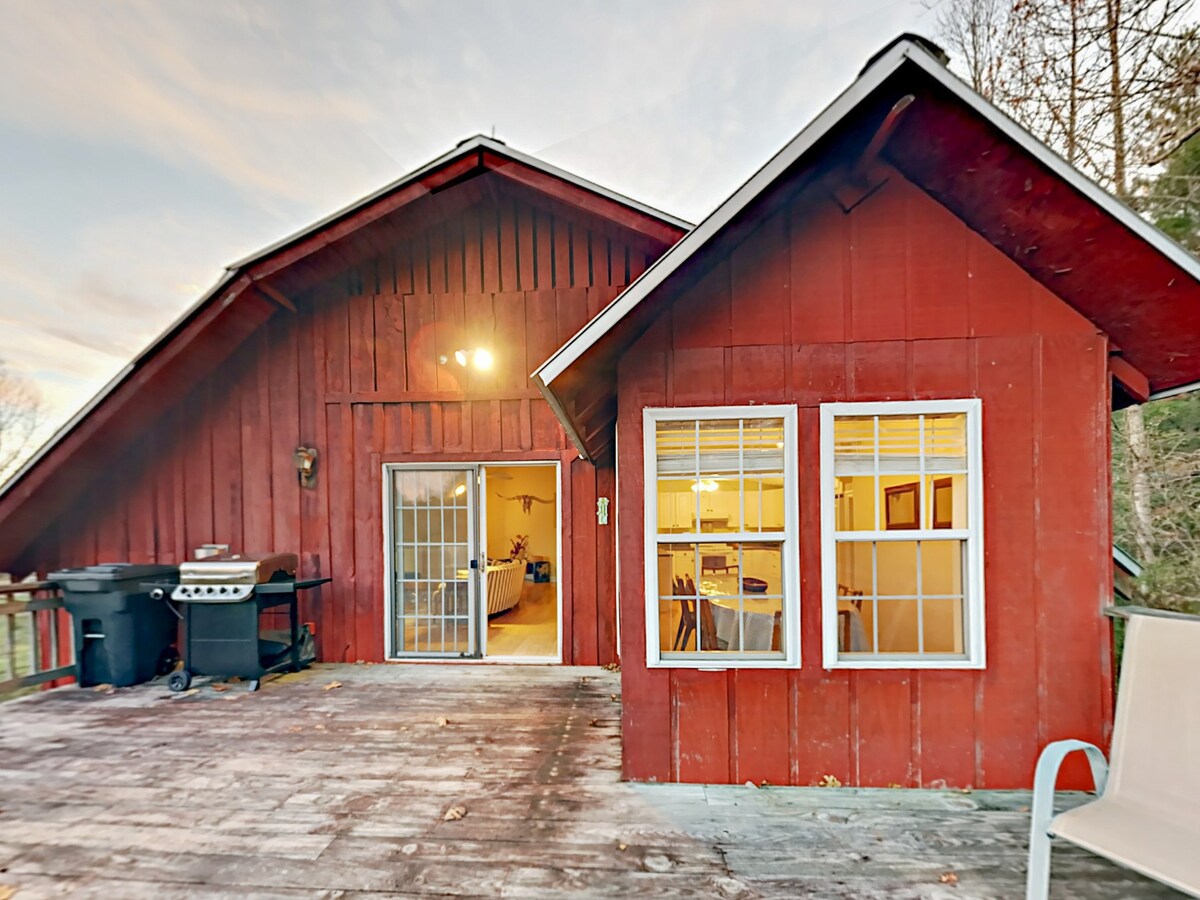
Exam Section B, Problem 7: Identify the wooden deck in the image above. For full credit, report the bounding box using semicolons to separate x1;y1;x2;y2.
0;665;1182;899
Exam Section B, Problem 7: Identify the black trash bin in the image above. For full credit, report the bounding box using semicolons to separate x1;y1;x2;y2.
50;563;180;687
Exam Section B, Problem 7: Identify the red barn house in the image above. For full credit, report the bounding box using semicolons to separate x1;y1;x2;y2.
4;35;1200;788
535;36;1200;787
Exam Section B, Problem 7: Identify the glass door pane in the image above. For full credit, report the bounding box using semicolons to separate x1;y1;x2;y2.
390;468;478;657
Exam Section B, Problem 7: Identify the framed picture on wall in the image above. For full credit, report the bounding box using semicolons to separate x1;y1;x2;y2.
932;477;954;529
884;482;919;530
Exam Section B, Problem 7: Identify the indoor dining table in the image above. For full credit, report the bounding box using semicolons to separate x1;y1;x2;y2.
699;575;779;651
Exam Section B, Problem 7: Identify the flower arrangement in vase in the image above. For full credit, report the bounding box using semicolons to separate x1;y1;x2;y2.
509;534;529;561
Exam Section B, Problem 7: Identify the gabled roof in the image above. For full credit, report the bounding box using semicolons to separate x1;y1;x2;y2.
535;34;1200;461
0;136;689;570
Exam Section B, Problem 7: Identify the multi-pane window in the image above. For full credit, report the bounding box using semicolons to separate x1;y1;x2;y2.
820;400;984;668
644;406;799;668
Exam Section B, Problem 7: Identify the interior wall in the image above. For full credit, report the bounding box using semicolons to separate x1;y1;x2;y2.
486;464;558;577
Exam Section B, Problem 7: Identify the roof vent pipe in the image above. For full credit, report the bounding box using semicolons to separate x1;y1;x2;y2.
859;33;950;76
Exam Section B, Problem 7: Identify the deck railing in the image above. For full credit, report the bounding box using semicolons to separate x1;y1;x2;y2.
0;580;75;695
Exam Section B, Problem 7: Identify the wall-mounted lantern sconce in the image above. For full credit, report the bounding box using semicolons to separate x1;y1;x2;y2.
437;347;494;370
294;446;318;489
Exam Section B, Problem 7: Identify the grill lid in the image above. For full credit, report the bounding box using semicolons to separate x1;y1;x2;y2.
178;552;298;585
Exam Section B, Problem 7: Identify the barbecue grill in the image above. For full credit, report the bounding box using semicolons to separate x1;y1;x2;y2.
147;552;329;692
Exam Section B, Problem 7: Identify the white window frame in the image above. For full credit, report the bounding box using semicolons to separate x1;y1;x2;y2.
643;405;801;669
819;399;986;670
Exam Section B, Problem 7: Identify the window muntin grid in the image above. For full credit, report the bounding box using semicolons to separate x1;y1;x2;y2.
822;402;983;668
646;407;798;667
390;468;475;657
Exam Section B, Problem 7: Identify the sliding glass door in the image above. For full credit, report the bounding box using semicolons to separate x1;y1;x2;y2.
386;467;479;658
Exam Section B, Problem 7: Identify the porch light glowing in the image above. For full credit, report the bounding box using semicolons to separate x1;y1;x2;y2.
447;347;494;370
691;479;718;493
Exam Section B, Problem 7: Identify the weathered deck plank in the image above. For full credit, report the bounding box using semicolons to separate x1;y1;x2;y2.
0;665;1184;899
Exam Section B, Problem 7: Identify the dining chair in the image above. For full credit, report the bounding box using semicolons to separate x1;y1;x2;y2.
697;597;720;651
836;583;864;652
672;576;696;651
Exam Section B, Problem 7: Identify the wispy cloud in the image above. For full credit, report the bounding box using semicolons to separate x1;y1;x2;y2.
0;0;927;435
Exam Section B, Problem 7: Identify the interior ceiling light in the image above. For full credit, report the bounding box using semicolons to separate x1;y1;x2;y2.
691;479;719;493
454;483;467;496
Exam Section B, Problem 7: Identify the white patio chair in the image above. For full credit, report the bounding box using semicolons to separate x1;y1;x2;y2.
1026;612;1200;899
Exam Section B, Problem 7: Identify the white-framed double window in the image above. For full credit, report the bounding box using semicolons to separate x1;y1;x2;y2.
643;405;800;669
819;400;985;669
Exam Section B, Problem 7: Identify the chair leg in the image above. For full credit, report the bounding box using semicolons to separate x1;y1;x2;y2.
1026;824;1053;900
680;621;695;652
673;615;687;651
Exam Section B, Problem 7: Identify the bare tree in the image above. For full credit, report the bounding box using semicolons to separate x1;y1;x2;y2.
933;0;1194;591
0;363;44;481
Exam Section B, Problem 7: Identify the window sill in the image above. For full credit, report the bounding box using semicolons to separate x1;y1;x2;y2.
822;657;985;671
648;657;800;670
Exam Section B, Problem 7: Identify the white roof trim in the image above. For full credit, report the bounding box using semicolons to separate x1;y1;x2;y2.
534;37;1200;390
229;135;689;269
1149;380;1200;402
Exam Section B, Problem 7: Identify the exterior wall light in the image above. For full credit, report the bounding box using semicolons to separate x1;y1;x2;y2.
293;446;318;489
442;348;495;370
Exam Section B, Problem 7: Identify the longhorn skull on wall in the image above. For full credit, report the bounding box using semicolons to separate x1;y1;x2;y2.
495;492;553;515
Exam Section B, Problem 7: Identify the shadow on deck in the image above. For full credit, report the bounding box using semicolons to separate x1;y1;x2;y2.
0;664;1182;899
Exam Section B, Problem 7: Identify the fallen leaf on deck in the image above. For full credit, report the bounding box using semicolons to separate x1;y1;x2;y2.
92;683;114;693
442;805;467;821
617;842;627;851
887;782;903;789
323;681;342;691
589;719;599;727
212;684;230;692
0;885;18;900
744;781;758;789
939;872;959;885
610;694;618;702
435;717;449;727
817;774;842;788
315;724;326;730
601;662;620;671
286;725;303;733
176;689;199;698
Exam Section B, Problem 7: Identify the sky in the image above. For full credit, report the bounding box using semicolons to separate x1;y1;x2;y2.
0;0;935;438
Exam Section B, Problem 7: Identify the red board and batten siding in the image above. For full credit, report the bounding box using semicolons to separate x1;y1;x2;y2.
25;189;648;666
616;171;1113;788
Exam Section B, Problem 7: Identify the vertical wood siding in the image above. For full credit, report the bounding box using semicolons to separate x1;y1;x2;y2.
616;171;1112;789
26;189;652;665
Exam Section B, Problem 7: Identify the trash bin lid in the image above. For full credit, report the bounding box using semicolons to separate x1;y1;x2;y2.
49;563;178;583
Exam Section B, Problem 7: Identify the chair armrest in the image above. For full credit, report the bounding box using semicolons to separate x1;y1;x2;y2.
1031;740;1109;837
1026;740;1109;900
